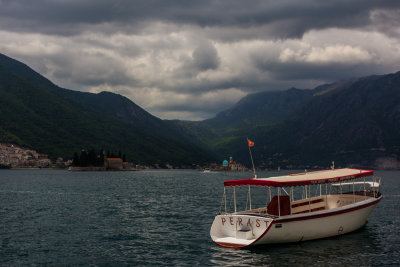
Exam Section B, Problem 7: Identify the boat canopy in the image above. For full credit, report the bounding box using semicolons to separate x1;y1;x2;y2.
224;168;373;187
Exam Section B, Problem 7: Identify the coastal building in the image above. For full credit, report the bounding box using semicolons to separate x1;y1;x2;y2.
229;160;247;171
106;157;123;170
0;143;52;168
218;157;248;171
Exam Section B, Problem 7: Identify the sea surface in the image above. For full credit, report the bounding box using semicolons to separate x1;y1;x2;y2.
0;169;399;266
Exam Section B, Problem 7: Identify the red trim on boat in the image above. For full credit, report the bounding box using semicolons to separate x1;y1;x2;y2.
214;242;248;248
224;168;373;187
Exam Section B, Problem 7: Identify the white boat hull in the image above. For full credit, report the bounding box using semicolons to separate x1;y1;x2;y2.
210;196;381;248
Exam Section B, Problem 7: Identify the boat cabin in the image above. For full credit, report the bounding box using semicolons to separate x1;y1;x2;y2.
218;168;381;217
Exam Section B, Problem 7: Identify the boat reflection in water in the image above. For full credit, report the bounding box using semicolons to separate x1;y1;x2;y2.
210;168;382;248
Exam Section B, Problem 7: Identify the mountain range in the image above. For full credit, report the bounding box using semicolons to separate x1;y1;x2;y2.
0;53;215;166
1;53;399;169
180;72;400;169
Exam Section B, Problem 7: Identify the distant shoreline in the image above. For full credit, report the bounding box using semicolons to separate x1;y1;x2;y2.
1;166;399;171
68;166;137;172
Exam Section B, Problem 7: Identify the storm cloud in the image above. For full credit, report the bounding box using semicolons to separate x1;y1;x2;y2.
1;0;400;120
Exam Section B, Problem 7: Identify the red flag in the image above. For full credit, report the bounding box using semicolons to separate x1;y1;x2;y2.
247;138;254;147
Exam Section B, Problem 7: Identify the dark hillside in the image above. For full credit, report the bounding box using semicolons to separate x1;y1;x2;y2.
0;53;215;165
180;72;400;169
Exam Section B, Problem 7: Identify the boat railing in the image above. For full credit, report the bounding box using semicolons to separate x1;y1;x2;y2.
344;190;382;198
331;177;381;198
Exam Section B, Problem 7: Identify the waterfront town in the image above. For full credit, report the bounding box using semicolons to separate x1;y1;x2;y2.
0;143;68;168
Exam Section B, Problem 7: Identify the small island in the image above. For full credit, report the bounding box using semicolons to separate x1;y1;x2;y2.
68;149;135;171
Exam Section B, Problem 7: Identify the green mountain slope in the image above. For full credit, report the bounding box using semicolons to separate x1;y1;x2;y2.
259;72;400;167
0;53;215;165
181;72;400;168
177;88;314;159
59;90;197;144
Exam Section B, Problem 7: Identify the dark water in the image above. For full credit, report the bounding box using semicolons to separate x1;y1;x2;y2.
0;169;399;266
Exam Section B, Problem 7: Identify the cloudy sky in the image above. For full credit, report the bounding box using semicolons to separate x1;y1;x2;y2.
1;0;400;120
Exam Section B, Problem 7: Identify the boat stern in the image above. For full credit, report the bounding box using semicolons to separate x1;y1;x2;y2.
210;214;274;248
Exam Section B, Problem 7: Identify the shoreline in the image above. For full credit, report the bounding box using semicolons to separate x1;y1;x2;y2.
1;166;399;171
68;166;137;171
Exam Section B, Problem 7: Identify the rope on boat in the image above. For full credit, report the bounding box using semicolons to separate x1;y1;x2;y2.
228;188;233;212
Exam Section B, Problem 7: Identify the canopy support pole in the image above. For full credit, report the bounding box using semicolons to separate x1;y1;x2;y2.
233;187;237;213
373;177;376;197
278;187;281;217
308;185;311;212
248;185;252;210
290;186;293;215
363;177;367;199
325;183;328;208
269;187;271;202
224;187;227;213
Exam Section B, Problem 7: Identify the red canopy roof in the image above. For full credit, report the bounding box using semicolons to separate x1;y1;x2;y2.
224;168;373;187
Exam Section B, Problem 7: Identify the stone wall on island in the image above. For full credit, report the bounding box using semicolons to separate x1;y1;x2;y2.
68;166;106;171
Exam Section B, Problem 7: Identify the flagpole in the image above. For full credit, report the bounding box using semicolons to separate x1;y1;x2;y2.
247;139;257;178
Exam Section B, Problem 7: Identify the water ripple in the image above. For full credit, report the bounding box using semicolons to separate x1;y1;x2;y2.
0;169;399;266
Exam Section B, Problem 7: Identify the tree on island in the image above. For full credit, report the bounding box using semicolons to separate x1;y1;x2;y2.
72;152;80;166
99;149;105;166
79;150;88;166
72;149;104;167
72;149;126;167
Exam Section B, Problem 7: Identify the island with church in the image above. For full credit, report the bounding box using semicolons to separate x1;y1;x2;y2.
68;149;136;171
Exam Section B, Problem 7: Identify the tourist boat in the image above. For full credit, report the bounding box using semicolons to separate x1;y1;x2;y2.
210;168;382;248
